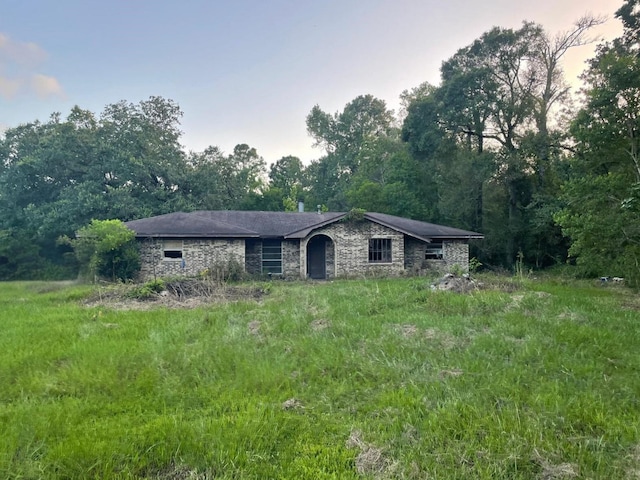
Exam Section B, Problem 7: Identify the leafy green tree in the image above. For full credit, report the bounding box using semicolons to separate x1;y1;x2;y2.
0;97;187;278
269;156;304;197
557;1;640;286
402;18;596;268
346;134;431;219
66;219;140;282
305;95;395;209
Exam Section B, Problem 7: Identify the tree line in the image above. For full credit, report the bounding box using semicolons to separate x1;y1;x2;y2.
1;0;639;286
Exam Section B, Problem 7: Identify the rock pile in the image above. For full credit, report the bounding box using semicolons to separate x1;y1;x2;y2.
432;273;480;293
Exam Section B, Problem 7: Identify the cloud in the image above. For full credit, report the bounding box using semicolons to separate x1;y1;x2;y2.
0;32;63;100
0;76;21;99
0;33;47;66
31;74;65;99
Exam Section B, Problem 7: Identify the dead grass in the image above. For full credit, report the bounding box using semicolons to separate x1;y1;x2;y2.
533;450;579;480
84;281;266;310
346;430;396;477
626;444;640;479
310;318;331;331
149;463;211;480
282;398;305;411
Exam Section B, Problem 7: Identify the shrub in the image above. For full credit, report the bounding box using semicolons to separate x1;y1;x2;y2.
63;219;140;282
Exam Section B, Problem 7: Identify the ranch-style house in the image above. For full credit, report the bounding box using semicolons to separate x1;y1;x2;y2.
124;210;483;280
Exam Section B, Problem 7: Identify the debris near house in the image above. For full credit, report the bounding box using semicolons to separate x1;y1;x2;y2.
84;277;267;310
431;273;480;293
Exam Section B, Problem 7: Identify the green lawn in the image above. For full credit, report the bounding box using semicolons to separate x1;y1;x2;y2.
0;276;638;479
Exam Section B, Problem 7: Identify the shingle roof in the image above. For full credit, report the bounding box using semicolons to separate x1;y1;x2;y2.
365;213;484;241
124;211;483;241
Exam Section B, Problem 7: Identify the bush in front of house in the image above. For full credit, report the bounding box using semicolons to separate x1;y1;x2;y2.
63;219;140;282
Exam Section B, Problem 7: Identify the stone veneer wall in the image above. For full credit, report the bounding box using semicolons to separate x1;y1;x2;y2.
443;241;469;270
245;239;261;275
403;237;470;274
282;240;300;279
302;220;405;278
137;238;245;280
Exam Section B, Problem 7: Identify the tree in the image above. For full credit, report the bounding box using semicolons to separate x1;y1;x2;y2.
269;156;304;198
66;219;140;282
0;97;189;278
401;19;596;268
305;95;396;210
556;1;640;286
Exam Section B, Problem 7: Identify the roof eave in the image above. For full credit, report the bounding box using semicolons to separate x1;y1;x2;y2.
132;233;261;239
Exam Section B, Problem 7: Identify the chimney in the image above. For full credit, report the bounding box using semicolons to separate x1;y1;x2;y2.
317;205;322;214
298;201;304;212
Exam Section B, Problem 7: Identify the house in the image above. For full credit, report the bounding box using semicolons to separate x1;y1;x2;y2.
124;210;483;280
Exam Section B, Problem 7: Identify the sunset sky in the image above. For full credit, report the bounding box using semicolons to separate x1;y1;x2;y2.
0;0;623;163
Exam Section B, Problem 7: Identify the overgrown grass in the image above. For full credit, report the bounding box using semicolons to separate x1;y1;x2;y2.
0;276;638;478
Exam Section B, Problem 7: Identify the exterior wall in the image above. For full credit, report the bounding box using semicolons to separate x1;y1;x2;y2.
243;239;300;278
245;239;261;275
136;228;471;281
282;240;300;279
301;220;405;278
404;237;470;274
137;238;245;280
325;237;336;280
443;241;469;270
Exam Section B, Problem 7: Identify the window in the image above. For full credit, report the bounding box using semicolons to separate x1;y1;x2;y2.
369;238;392;263
163;240;183;259
262;239;282;274
425;242;443;259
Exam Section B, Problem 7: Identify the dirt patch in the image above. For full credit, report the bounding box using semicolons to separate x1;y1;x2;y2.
247;320;262;336
84;281;267;310
395;324;419;337
310;318;331;331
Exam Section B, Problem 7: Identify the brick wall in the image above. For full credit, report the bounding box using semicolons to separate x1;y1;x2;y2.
404;237;470;274
245;239;261;275
282;240;300;279
302;220;405;278
137;238;245;280
136;227;471;281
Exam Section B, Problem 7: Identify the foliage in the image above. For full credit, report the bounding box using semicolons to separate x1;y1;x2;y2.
66;219;140;282
1;277;639;478
127;279;166;300
341;207;366;222
0;10;626;283
557;1;640;288
201;255;248;283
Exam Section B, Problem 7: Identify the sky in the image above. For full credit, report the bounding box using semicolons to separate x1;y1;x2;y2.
0;0;624;165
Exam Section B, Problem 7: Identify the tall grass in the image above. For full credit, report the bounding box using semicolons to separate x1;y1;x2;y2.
0;277;638;478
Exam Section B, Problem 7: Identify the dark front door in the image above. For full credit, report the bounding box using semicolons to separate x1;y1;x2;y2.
307;236;326;279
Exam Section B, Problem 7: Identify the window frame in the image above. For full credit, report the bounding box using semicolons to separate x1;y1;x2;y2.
163;239;183;260
368;238;392;264
262;239;283;275
425;241;444;260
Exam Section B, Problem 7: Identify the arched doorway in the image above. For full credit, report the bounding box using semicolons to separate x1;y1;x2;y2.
306;235;332;279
